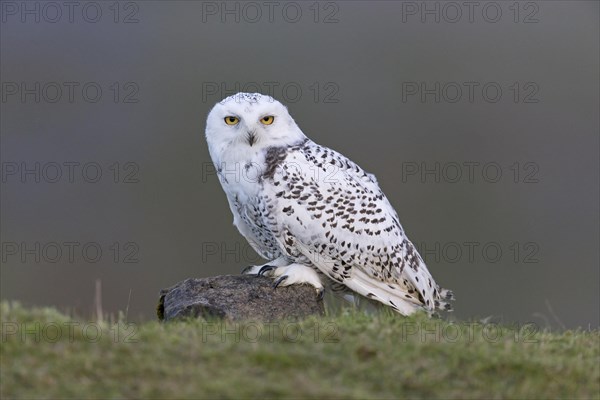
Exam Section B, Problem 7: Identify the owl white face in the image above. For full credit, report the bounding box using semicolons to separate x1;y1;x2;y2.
205;93;306;163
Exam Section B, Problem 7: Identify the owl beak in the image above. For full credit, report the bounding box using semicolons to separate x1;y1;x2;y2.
246;131;257;146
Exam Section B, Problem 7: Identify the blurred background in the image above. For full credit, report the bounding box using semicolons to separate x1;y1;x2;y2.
1;1;598;329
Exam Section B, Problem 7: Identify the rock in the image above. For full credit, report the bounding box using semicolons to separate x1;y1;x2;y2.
157;275;324;322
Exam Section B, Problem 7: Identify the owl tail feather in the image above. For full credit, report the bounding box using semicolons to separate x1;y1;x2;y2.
343;268;426;316
343;268;455;315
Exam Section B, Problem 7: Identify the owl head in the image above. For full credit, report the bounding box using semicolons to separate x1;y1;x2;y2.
205;93;306;162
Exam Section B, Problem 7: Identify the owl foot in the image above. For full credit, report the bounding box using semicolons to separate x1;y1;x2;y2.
241;257;289;275
243;261;324;299
271;274;325;299
265;263;324;299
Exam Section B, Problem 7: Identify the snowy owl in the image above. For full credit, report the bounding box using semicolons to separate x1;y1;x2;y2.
205;92;453;315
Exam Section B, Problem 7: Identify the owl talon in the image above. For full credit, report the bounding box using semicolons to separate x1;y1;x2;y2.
273;275;288;289
258;265;276;276
316;287;325;301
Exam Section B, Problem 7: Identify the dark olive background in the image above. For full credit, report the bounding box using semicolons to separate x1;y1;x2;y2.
1;1;598;328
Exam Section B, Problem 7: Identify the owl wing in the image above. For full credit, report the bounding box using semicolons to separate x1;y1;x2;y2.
262;141;451;315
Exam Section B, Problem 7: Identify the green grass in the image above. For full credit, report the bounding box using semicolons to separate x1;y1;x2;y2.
1;301;599;399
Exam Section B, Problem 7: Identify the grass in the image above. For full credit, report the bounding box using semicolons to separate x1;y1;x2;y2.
1;300;599;399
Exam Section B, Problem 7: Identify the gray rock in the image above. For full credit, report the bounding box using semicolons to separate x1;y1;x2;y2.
157;275;324;322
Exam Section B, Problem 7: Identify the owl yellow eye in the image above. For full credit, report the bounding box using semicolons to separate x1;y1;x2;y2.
260;116;274;125
224;116;239;125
